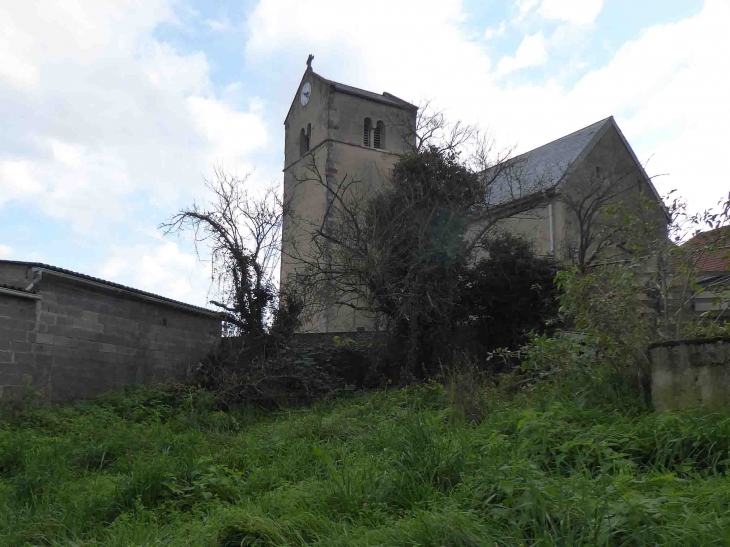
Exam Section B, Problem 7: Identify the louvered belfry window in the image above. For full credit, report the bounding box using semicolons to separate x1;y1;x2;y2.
363;118;372;147
373;126;381;149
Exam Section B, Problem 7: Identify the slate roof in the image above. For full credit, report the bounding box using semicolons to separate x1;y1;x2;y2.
0;260;218;316
485;117;613;206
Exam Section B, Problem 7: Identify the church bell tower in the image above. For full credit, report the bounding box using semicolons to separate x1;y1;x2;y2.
281;56;417;333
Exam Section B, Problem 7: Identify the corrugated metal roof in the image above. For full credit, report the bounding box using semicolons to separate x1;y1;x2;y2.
0;260;218;316
485;117;612;206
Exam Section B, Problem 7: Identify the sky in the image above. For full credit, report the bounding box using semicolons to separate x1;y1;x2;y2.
1;0;727;308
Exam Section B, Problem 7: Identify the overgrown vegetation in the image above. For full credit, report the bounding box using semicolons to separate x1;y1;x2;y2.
290;146;559;377
3;381;730;546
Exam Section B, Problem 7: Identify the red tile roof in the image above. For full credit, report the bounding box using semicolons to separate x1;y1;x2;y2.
680;226;730;273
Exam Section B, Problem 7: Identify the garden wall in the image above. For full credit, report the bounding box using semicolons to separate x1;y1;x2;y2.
650;337;730;411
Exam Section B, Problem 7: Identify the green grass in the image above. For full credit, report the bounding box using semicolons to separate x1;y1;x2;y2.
2;381;730;546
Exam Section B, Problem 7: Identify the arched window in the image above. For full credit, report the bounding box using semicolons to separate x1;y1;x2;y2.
374;121;386;149
363;118;372;147
299;124;311;156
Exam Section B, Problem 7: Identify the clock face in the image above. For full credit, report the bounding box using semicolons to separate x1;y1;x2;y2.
300;82;311;106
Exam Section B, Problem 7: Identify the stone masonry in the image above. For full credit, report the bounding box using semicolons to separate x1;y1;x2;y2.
0;261;221;402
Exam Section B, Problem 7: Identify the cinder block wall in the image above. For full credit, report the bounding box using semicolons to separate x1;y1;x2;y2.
0;292;40;400
0;270;220;402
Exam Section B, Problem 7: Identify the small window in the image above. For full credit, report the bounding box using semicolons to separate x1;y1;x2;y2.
363;118;372;147
299;124;311;156
374;121;386;149
595;165;602;176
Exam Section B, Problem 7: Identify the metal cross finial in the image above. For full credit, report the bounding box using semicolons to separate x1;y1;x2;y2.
306;54;314;68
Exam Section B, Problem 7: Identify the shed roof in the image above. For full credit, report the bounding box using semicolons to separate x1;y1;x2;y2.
0;260;219;316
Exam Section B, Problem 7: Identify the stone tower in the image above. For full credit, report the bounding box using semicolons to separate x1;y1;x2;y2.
281;58;417;333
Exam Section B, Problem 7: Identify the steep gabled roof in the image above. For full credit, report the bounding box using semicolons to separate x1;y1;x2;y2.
486;117;612;205
0;260;218;316
485;116;666;215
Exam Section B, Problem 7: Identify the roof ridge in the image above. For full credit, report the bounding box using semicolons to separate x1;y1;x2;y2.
314;70;418;110
509;116;613;162
682;225;730;245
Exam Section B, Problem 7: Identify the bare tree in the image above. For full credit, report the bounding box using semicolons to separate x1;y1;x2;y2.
564;185;730;341
559;163;668;271
388;99;513;168
656;192;730;337
160;168;283;337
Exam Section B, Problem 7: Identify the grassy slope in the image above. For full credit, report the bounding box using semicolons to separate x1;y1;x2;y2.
2;383;730;546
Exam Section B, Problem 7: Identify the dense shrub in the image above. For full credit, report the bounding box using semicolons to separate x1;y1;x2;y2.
192;340;368;409
455;233;559;355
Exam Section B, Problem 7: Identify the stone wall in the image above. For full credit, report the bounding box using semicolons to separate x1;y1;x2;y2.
650;337;730;411
0;269;220;402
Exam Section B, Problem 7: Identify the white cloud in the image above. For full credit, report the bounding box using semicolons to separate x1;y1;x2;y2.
98;241;211;305
495;32;548;76
484;21;507;40
0;244;12;259
0;161;43;204
0;1;268;231
205;17;232;32
188;96;268;171
517;0;540;14
246;0;728;215
538;0;603;27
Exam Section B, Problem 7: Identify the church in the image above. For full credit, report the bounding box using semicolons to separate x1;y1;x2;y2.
281;57;667;334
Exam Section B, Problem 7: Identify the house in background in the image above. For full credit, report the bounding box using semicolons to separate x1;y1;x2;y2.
281;62;667;334
0;261;220;401
678;226;730;319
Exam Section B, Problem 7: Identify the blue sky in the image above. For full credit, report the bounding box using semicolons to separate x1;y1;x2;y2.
0;0;727;307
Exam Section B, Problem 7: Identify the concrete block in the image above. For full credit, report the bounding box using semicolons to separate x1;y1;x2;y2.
0;317;15;330
12;352;36;365
36;333;54;345
35;354;53;367
80;311;99;322
2;361;34;375
39;312;58;326
10;340;32;353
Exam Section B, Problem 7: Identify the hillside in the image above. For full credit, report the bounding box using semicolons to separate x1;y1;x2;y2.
2;382;730;546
